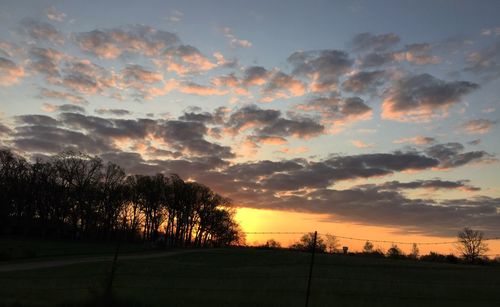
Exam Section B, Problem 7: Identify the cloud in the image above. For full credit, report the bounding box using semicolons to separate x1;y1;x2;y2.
369;179;480;192
225;105;324;139
46;6;66;22
395;43;440;65
11;110;234;159
358;43;439;67
358;52;396;68
297;96;372;132
393;136;436;145
381;73;479;122
0;57;24;86
460;119;496;134
38;88;88;105
351;32;400;52
60;59;115;95
21;18;64;44
180;82;228;96
465;41;500;80
351;140;374;148
166;10;183;23
75;25;179;59
481;27;500;36
121;65;163;84
94;108;131;116
42;103;86;113
242;66;269;86
261;71;306;101
425;142;495;169
28;47;65;83
12;127;112;154
220;26;252;48
341;70;386;93
288;49;353;92
161;45;217;75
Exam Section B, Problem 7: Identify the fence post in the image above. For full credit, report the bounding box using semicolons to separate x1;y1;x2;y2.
105;238;121;298
305;231;317;307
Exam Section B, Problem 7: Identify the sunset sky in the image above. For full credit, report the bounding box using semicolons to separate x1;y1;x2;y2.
1;0;499;255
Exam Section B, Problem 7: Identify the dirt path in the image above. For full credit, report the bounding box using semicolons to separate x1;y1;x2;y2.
0;249;205;272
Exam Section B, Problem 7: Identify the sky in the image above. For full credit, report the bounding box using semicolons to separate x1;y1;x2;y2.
1;0;500;254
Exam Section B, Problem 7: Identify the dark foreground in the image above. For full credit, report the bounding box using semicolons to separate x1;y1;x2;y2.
1;246;499;307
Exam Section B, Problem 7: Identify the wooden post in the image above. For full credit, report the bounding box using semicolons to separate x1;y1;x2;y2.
305;231;317;307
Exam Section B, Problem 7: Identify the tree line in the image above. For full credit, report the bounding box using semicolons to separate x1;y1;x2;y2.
0;149;243;247
261;228;494;264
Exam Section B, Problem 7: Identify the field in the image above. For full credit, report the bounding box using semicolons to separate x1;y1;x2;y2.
1;243;500;307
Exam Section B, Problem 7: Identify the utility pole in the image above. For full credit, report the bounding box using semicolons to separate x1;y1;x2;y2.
305;231;317;307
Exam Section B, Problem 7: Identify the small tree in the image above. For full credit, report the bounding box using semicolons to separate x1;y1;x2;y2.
325;234;340;253
409;243;419;260
290;232;326;252
363;241;374;253
456;227;489;263
265;239;281;249
387;244;404;259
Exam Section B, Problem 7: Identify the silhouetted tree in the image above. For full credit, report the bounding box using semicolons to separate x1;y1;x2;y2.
325;234;340;253
263;239;281;249
409;243;419;260
387;244;404;259
363;241;374;253
291;232;326;252
456;227;489;263
0;149;242;247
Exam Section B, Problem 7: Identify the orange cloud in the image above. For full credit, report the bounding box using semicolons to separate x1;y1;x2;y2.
350;140;374;148
0;58;24;86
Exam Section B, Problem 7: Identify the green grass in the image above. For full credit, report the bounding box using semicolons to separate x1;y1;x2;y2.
1;248;499;306
0;236;145;261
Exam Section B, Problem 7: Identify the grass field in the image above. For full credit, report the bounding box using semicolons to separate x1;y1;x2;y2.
0;236;145;261
1;246;500;306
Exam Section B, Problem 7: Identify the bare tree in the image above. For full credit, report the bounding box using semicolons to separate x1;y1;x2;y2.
325;234;340;253
456;227;489;263
409;243;419;260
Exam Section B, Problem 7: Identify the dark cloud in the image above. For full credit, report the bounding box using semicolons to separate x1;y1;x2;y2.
43;103;86;113
29;47;64;82
382;73;479;122
464;40;500;81
75;25;179;59
179;111;214;123
225;105;324;139
425;142;494;168
0;123;11;135
157;120;234;158
242;66;269;85
358;52;396;68
366;179;480;192
297;96;372;130
15;115;60;127
12;125;114;154
21;18;64;44
60;59;114;95
261;71;306;100
94;108;132;116
121;65;163;86
287;50;353;92
341;70;386;93
351;32;400;52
